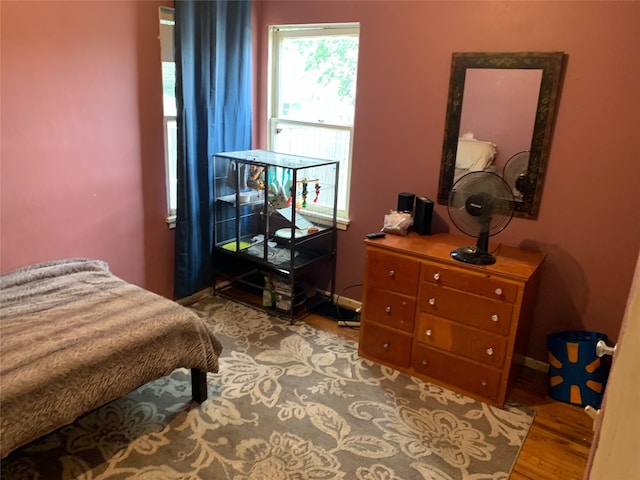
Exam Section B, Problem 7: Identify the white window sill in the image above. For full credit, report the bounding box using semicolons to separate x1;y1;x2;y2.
300;210;349;231
336;217;350;231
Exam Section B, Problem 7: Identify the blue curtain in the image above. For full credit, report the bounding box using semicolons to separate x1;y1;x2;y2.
174;0;252;299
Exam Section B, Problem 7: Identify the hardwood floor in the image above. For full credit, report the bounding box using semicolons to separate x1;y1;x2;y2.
303;313;594;480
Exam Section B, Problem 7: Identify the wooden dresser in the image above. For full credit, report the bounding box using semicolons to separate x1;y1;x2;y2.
359;232;545;407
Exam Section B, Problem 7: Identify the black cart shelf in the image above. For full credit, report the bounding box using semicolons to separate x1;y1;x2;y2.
212;149;339;322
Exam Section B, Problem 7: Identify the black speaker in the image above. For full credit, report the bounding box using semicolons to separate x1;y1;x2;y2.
413;196;433;235
397;192;415;213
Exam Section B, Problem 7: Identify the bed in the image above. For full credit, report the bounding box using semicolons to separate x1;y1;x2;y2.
0;258;223;458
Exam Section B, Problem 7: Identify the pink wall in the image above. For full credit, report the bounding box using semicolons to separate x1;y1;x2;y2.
1;1;638;361
1;1;175;297
256;1;640;360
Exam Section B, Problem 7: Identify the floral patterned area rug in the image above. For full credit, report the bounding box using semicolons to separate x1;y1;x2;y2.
1;295;534;480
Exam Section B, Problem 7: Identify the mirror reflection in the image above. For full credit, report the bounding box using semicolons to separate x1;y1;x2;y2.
438;52;566;219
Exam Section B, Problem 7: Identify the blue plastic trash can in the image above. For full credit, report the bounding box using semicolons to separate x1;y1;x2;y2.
547;331;611;408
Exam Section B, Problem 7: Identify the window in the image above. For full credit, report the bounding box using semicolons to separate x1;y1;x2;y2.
159;7;177;226
268;24;360;227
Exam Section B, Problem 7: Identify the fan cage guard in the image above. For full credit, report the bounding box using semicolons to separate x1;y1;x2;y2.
503;151;530;200
447;171;514;265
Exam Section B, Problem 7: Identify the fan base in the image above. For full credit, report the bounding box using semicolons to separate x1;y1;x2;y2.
450;246;496;265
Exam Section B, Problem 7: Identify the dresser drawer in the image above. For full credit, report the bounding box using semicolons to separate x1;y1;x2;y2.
363;286;416;333
416;313;508;368
418;282;514;335
411;343;501;403
360;321;412;368
422;262;519;303
366;249;420;296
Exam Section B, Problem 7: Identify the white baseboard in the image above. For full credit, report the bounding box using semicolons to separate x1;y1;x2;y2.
333;294;362;312
311;289;362;312
339;321;361;327
177;287;213;306
524;356;549;373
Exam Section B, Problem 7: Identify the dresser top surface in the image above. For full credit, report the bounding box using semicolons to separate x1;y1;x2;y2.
365;232;545;281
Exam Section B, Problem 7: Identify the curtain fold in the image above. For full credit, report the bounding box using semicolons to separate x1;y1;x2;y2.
174;0;252;299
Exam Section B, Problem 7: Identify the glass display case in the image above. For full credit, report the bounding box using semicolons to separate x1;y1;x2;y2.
212;149;338;321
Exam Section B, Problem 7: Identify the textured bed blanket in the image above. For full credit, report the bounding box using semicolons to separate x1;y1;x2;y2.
0;259;222;458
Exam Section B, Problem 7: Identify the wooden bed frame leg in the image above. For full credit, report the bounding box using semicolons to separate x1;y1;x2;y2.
191;368;208;403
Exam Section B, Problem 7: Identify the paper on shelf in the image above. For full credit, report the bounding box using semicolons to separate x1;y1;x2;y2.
276;208;315;230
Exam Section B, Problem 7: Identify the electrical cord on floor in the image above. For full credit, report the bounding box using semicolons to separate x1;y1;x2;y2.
334;283;363;329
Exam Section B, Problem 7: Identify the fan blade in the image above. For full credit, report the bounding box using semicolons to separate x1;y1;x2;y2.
492;197;516;215
447;171;515;242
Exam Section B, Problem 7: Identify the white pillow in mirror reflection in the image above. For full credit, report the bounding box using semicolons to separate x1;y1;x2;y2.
456;138;497;171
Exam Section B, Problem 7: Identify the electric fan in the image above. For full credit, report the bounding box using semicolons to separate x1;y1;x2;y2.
448;171;515;265
502;151;530;200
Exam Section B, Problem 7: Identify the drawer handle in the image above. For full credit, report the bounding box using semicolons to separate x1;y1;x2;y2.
491;314;499;322
422;359;428;366
433;272;440;281
428;297;436;306
425;329;432;336
495;288;503;296
388;270;395;278
383;342;390;350
486;347;494;356
481;380;488;387
385;306;391;314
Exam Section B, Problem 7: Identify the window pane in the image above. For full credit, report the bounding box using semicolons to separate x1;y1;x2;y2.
160;7;177;219
273;122;350;212
270;24;359;223
166;119;177;211
162;62;176;116
278;35;358;126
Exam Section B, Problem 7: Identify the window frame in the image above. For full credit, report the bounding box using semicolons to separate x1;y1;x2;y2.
267;23;360;229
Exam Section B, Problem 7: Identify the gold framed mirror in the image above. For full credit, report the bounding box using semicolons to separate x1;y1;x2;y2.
437;52;567;219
